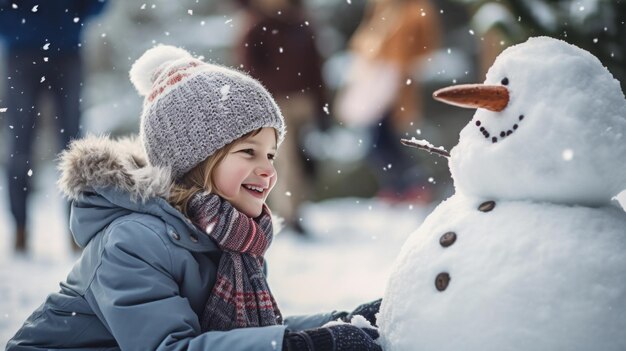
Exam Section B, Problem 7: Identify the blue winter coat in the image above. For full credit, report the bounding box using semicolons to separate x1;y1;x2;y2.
6;136;335;351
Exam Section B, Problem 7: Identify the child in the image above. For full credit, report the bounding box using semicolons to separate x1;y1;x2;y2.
7;45;381;350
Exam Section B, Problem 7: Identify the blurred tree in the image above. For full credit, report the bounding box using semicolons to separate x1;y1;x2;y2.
456;0;626;90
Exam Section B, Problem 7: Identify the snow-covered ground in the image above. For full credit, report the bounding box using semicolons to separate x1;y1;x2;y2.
0;162;429;345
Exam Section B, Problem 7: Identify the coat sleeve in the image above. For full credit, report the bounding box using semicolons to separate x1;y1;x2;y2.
87;220;287;351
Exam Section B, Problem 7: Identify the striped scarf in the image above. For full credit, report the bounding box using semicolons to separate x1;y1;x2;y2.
187;192;283;331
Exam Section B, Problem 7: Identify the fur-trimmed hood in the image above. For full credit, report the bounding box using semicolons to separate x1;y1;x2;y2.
58;135;172;202
56;135;201;249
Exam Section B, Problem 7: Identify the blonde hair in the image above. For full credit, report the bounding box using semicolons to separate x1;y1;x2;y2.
168;129;266;215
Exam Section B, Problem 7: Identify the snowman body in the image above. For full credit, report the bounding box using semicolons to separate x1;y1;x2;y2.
379;37;626;350
378;194;626;350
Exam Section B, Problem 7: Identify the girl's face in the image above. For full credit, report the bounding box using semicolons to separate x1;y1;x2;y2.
213;128;278;218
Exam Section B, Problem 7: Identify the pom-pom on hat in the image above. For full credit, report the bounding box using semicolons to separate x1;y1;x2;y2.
129;45;286;180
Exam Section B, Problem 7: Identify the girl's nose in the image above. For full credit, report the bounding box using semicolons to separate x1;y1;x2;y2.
255;160;276;178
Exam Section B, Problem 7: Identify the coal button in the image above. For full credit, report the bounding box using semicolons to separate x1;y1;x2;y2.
435;272;450;291
439;232;457;247
478;201;496;212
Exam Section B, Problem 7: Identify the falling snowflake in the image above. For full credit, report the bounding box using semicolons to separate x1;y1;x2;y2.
205;223;215;234
27;169;33;177
220;85;230;101
43;43;50;50
562;149;574;161
31;5;38;12
323;103;330;115
0;107;7;113
188;9;193;15
40;76;46;83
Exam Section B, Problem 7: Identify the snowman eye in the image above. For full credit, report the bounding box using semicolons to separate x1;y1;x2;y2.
501;77;509;85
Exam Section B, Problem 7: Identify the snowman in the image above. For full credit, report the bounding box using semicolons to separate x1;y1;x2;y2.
378;36;626;351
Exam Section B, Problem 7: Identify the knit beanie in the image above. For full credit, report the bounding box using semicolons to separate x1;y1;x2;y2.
129;45;286;180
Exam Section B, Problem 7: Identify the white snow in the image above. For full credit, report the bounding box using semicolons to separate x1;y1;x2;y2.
220;85;230;101
379;37;626;350
349;315;376;330
321;314;375;330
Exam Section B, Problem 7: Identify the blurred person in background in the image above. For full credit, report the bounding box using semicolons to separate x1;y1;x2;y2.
335;0;440;204
235;0;328;235
0;0;108;253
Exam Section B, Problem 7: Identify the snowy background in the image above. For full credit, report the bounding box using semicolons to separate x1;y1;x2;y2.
2;0;626;346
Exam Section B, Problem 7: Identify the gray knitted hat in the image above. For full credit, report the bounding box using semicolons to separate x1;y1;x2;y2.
129;45;285;180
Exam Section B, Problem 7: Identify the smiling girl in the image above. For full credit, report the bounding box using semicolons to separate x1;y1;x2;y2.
7;45;381;351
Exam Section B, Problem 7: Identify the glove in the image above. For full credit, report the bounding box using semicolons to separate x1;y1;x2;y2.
283;324;381;351
345;298;382;327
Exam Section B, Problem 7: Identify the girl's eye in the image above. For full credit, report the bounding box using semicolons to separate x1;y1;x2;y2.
268;153;276;161
239;149;254;156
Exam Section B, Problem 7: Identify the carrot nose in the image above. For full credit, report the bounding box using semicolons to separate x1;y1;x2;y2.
433;84;509;112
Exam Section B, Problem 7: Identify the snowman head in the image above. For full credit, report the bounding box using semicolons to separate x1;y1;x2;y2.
439;36;626;206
